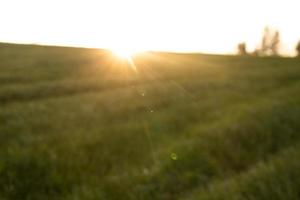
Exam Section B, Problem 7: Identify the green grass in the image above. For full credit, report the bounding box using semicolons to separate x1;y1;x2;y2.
0;43;300;200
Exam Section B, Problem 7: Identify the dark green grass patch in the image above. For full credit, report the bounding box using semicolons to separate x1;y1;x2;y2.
1;43;300;200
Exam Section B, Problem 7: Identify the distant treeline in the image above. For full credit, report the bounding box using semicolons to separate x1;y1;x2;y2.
237;26;300;57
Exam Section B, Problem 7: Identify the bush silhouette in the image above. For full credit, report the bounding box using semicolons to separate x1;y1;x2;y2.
237;43;247;55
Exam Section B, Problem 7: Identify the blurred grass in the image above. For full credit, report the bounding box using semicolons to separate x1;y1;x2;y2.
0;43;300;200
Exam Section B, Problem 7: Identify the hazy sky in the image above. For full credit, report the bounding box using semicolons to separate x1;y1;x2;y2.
1;0;300;55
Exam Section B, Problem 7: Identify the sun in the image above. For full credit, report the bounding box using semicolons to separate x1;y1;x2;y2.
111;48;141;59
113;49;133;59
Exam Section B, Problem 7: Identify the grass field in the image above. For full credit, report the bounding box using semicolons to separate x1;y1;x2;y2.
1;43;300;200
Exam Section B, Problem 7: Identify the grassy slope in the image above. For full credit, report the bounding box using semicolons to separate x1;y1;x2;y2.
0;43;300;200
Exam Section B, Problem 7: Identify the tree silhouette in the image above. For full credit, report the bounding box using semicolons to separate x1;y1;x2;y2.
270;31;280;56
259;27;281;56
296;41;300;57
261;27;271;55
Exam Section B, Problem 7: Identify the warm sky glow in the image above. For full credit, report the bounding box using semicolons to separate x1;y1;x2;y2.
1;0;300;55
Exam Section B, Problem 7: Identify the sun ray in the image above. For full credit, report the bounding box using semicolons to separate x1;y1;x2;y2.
109;48;141;72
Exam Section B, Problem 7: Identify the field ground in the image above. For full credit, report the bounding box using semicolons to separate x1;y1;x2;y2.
0;43;300;200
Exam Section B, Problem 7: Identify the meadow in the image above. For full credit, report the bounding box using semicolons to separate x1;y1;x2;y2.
0;43;300;200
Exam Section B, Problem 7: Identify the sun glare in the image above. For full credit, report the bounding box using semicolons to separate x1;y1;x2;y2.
112;48;140;59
